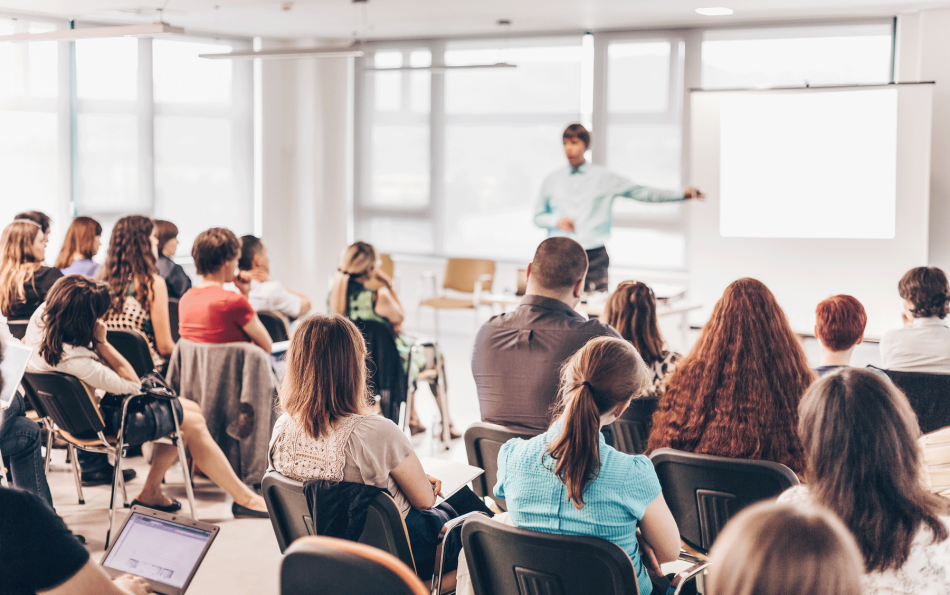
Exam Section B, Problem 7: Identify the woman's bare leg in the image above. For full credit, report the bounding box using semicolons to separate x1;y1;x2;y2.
134;443;179;507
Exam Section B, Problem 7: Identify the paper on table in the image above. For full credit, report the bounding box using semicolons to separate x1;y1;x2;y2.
420;457;484;505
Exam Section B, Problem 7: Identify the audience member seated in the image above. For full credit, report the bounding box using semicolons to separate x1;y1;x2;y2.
153;220;192;300
880;266;950;373
268;314;491;578
331;241;456;436
0;487;152;595
178;228;271;353
647;278;812;475
472;237;619;434
0;220;63;321
99;216;176;371
13;211;51;240
780;368;950;593
814;294;867;376
238;235;311;320
475;336;679;595
55;216;102;277
0;342;54;508
24;276;268;517
708;501;863;595
603;281;680;397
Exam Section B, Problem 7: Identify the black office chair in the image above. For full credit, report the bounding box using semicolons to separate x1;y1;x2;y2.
281;536;428;595
461;514;641;595
106;328;155;377
7;320;28;340
464;423;536;511
168;297;180;344
610;396;660;454
873;367;950;434
649;448;800;555
354;319;407;424
22;370;195;548
258;310;290;343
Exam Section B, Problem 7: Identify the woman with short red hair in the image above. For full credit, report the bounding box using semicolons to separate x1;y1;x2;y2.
646;278;813;474
814;295;867;377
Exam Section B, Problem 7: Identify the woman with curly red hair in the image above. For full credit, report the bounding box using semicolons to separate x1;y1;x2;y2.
646;278;813;474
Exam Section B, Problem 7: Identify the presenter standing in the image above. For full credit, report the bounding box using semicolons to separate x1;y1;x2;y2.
534;124;703;292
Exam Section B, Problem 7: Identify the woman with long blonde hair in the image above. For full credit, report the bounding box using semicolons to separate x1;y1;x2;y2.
55;216;102;277
0;220;63;321
330;241;457;437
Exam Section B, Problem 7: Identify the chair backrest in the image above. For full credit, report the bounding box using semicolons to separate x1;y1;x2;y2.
22;370;105;437
106;328;154;377
168;297;180;344
464;422;538;511
354;319;407;423
7;320;28;340
461;515;639;595
258;310;290;342
378;254;395;279
610;397;660;454
649;448;800;554
281;536;427;595
442;258;495;293
877;367;950;434
261;470;415;571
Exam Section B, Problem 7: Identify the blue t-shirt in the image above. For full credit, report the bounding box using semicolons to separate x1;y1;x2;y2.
495;423;663;595
59;258;99;278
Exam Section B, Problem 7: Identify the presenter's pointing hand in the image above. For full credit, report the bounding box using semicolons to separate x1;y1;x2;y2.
557;217;575;232
684;187;705;200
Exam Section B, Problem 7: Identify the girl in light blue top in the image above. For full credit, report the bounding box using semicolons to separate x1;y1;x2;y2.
495;336;681;595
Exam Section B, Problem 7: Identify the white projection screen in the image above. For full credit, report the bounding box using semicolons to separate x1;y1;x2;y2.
689;84;933;338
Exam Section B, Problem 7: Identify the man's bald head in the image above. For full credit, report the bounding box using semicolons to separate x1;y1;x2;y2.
529;237;588;291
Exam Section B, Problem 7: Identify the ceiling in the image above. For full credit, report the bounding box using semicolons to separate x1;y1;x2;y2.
1;0;945;41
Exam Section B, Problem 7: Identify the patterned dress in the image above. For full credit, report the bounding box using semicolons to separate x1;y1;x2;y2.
644;349;681;398
104;284;165;370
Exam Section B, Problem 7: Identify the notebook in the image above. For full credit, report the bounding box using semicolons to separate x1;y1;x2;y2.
101;506;220;595
420;457;484;505
0;339;32;410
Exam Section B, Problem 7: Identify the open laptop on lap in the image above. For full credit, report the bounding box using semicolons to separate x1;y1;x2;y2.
101;506;219;595
0;339;32;411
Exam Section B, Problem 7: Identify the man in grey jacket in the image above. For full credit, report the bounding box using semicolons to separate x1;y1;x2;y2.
472;237;620;434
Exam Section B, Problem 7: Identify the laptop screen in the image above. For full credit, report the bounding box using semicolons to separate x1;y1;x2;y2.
1;340;32;409
102;512;214;589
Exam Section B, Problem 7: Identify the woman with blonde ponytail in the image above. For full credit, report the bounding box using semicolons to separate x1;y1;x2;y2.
493;336;680;595
330;241;457;436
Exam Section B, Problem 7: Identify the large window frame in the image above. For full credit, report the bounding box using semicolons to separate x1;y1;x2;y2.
354;18;895;271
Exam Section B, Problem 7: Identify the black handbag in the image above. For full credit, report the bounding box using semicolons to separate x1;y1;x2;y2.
98;372;184;447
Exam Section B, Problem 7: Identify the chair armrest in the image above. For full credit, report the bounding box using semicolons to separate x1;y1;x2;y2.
668;562;710;595
421;271;439;302
472;274;493;305
430;511;491;595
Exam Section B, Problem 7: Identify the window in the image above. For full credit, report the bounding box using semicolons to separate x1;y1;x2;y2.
702;24;894;89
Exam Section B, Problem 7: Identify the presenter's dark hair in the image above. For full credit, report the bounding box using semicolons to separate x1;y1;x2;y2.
530;237;588;291
603;281;665;364
562;124;590;148
238;235;264;271
40;276;111;367
192;228;241;276
898;266;950;319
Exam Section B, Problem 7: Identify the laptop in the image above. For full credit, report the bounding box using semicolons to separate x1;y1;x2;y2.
420;457;484;506
101;506;220;595
0;339;33;410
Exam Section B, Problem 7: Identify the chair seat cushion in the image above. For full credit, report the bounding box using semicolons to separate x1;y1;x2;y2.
420;297;474;309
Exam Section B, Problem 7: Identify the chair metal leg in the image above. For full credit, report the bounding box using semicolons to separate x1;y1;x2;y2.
434;350;451;450
403;344;421;438
171;403;198;520
67;444;85;505
106;433;124;549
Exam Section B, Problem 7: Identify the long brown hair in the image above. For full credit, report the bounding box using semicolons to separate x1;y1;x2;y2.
98;215;156;316
708;501;863;595
279;314;373;439
330;242;377;315
54;216;102;269
646;278;812;474
799;368;950;572
603;281;664;364
39;276;112;367
547;336;651;509
0;221;42;317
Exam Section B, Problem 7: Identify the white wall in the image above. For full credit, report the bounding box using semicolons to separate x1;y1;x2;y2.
260;41;353;305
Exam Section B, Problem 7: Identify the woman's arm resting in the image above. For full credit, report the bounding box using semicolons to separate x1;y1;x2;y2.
389;452;437;510
149;275;176;357
242;315;273;353
638;494;681;565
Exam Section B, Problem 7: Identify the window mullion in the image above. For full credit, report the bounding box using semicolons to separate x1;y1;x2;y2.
138;37;155;215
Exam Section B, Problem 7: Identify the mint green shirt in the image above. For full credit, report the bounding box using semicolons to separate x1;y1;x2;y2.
534;161;685;250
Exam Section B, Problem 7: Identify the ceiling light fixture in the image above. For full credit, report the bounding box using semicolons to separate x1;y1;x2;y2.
0;21;184;42
695;7;734;16
199;46;364;60
362;62;516;73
